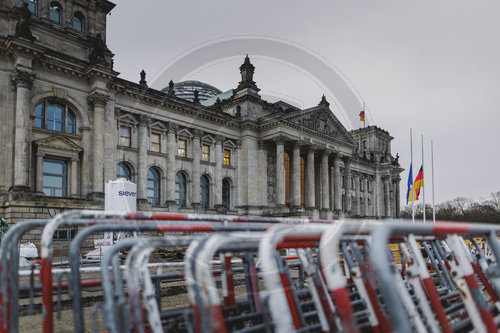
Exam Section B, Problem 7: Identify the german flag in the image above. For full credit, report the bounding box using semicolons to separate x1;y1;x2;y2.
413;166;424;200
359;111;365;122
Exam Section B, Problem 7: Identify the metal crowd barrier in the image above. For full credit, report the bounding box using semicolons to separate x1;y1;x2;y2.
2;211;500;332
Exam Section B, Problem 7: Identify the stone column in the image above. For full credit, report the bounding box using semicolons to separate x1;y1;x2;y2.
364;178;369;217
395;177;401;218
11;69;36;190
214;135;224;209
375;169;382;218
258;140;268;207
35;152;45;193
384;178;391;217
137;115;150;204
191;129;202;208
333;154;342;212
88;92;109;196
292;142;302;209
354;173;360;216
344;157;352;214
306;147;316;210
40;0;49;18
166;123;178;206
274;136;286;207
70;157;79;197
321;152;330;211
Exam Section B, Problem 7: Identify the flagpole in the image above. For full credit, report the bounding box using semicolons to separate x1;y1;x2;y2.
421;134;426;223
411;128;414;223
363;102;366;128
431;140;436;223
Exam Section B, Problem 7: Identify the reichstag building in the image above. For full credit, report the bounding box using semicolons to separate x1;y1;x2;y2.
0;0;403;223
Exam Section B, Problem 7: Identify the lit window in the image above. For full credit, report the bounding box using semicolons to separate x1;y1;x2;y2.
151;133;161;152
49;2;62;24
116;162;131;181
178;139;187;157
223;149;231;166
119;126;131;147
34;101;76;134
43;158;67;197
147;168;161;206
202;144;210;161
73;11;84;32
24;0;37;14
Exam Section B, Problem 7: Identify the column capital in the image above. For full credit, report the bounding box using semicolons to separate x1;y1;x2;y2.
273;135;288;145
258;139;266;150
215;135;225;145
235;139;242;149
138;114;151;127
292;141;304;149
167;122;179;133
87;92;110;108
11;69;36;89
71;156;79;162
36;151;45;157
193;128;203;139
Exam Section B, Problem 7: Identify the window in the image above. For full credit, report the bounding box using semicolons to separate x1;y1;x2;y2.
49;2;62;23
202;144;210;161
52;228;78;241
24;0;37;14
200;175;209;209
116;162;131;181
223;149;231;166
175;172;186;207
119;126;131;147
178;139;187;157
222;178;231;210
43;158;67;197
147;168;161;206
34;101;76;134
151;133;161;152
73;11;84;32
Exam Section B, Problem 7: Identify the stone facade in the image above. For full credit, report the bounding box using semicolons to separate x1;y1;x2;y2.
0;0;403;224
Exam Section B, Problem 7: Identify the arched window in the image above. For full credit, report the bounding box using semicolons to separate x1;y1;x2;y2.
284;152;290;203
222;178;231;210
34;101;76;134
49;2;62;23
200;175;209;209
116;162;131;181
147;168;161;206
24;0;37;14
175;172;186;207
73;11;84;32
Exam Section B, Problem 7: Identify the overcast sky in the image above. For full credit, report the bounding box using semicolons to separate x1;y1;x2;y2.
107;1;500;206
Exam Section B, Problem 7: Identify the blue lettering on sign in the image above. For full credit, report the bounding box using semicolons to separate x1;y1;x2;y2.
118;191;136;197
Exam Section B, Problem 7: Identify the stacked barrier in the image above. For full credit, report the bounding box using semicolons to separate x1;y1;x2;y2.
2;211;500;332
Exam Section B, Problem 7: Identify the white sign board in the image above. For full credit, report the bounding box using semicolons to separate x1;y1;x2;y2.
101;178;137;246
105;178;137;213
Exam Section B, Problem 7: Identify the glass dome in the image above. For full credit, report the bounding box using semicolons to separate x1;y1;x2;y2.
162;80;222;102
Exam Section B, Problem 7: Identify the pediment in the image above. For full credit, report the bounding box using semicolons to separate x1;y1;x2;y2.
284;107;356;145
35;135;83;153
